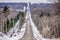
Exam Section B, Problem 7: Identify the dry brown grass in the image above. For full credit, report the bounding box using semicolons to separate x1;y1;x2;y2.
31;13;60;38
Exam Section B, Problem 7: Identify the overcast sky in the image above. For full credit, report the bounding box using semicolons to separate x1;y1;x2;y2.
0;0;54;3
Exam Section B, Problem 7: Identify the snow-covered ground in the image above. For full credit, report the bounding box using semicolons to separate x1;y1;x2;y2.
0;12;27;40
26;4;43;40
0;19;27;40
0;3;59;40
26;3;57;40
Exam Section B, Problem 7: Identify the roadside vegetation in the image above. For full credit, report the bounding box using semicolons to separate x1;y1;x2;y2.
31;1;60;38
32;11;60;38
19;12;25;29
2;5;25;33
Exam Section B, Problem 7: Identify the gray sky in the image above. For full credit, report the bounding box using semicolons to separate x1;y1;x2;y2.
0;0;55;3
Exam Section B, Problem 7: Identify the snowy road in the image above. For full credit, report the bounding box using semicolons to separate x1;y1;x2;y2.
20;3;43;40
0;3;59;40
23;3;57;40
20;7;36;40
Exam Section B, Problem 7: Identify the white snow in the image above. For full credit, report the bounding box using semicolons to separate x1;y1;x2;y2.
26;3;57;40
0;13;27;40
0;3;58;40
26;5;43;40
